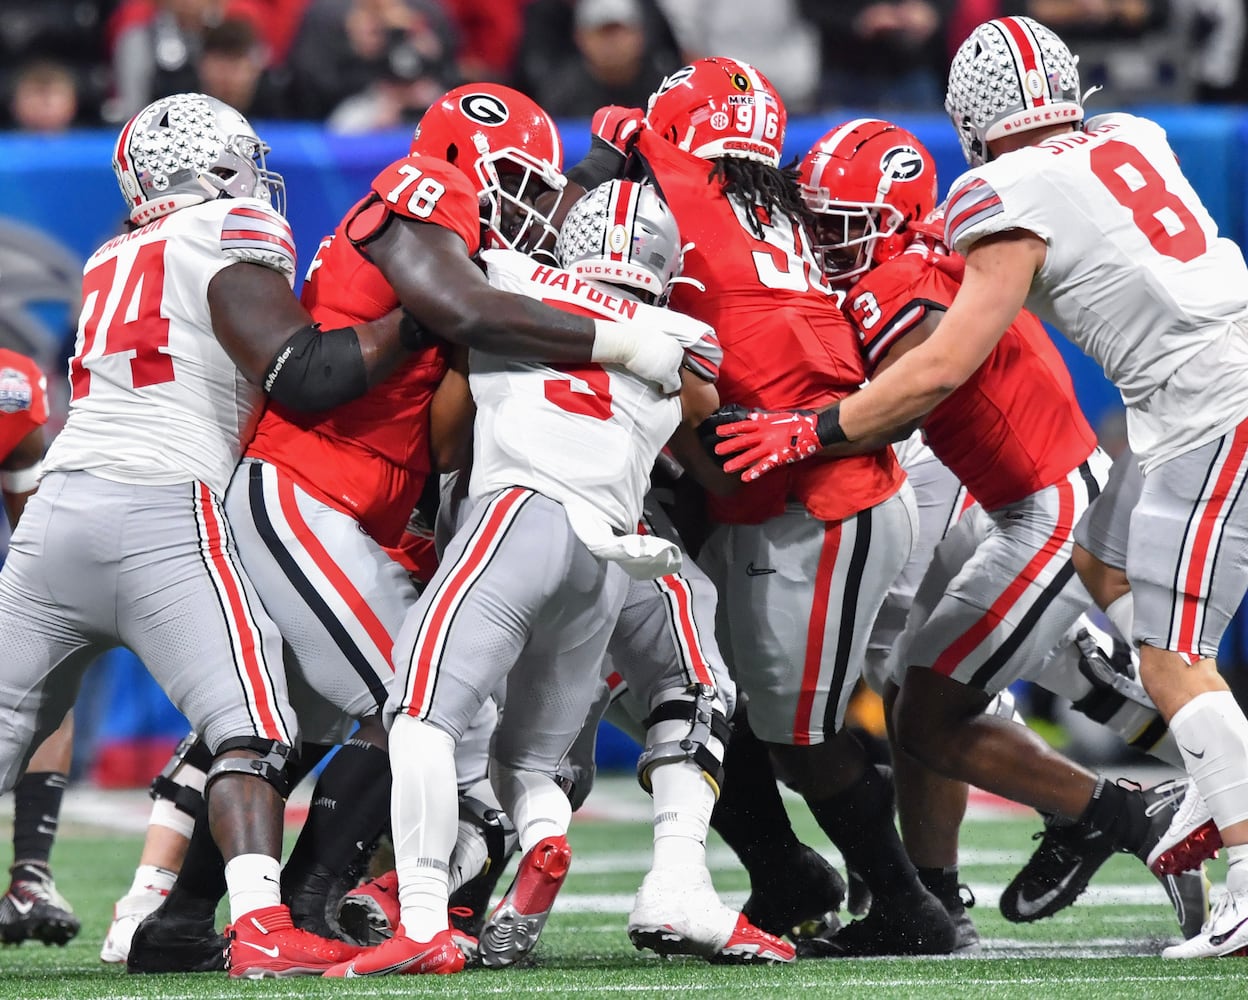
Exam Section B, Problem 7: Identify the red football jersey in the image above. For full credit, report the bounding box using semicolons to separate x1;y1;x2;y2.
843;239;1097;510
635;130;901;524
0;349;49;462
246;154;481;546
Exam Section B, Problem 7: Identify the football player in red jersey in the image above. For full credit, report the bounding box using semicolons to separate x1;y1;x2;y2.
617;58;957;957
129;83;702;972
0;350;81;949
716;117;1200;936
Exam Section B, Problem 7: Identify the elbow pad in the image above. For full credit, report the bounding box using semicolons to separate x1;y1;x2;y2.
262;323;368;412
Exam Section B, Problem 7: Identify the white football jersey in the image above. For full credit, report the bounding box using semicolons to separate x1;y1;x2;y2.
470;249;719;567
44;198;297;495
945;113;1248;470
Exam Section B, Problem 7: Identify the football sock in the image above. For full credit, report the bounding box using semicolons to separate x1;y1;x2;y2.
1226;844;1248;894
224;853;282;923
12;771;67;868
282;739;389;901
710;714;802;884
806;763;921;899
1077;776;1147;851
1169;690;1248;831
649;759;714;872
390;715;457;942
916;865;962;908
492;764;571;854
161;809;226;922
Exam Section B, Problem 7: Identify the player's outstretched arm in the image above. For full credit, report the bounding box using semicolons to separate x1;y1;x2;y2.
365;218;684;391
833;230;1043;443
208;261;406;412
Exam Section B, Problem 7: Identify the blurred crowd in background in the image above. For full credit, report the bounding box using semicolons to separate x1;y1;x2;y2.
3;0;1248;134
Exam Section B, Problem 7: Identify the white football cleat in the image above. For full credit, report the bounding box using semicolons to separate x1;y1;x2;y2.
627;870;795;964
1163;886;1248;958
1147;782;1222;876
99;887;168;963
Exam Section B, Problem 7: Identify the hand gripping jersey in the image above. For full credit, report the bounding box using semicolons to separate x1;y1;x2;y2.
470;248;721;576
0;350;49;461
844;237;1096;510
247;153;480;547
633;129;902;524
945;113;1248;472
43;198;296;495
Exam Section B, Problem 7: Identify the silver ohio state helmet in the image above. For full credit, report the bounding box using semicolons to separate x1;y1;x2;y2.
554;180;682;302
112;92;286;225
945;16;1083;167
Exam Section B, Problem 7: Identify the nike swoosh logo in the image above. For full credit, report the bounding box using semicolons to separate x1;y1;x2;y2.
1209;915;1248;947
344;954;425;977
745;562;776;576
1179;743;1206;759
239;941;280;958
7;896;33;915
1011;867;1080;918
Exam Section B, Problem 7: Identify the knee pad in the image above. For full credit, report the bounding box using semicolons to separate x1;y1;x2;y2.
149;731;214;818
204;737;296;799
636;684;731;798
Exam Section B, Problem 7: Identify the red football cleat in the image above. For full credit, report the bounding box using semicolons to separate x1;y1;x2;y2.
336;869;400;946
322;929;466;977
478;834;572;967
225;904;362;978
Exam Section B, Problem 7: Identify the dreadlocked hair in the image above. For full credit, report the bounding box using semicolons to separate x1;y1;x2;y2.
709;157;815;239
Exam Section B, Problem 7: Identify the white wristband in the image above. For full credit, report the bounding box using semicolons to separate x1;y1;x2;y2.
590;318;637;365
0;461;41;494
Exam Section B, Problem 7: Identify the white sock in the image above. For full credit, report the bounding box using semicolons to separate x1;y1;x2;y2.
1105;593;1135;647
390;715;459;942
491;766;570;854
649;760;714;872
149;798;196;839
1169;690;1248;831
224;853;281;923
1226;844;1248;894
126;863;177;899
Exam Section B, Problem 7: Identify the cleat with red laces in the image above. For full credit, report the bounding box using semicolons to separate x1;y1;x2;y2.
710;913;798;965
322;929;466;977
1147;782;1223;876
225;904;362;978
336;870;400;946
478;834;571;968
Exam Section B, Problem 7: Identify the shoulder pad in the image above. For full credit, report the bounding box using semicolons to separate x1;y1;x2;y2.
219;200;297;280
369;155;483;255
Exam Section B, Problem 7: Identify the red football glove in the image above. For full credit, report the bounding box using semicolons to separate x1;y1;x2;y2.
591;105;644;155
712;408;823;482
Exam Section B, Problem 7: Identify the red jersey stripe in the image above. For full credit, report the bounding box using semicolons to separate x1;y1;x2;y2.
275;474;396;669
793;521;842;745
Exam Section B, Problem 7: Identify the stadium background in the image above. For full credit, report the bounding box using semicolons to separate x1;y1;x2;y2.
2;105;1248;785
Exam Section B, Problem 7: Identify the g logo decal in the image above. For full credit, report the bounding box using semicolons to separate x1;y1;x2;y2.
459;93;510;126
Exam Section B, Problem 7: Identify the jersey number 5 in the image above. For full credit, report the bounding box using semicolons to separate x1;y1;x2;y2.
71;240;174;400
1089;140;1207;263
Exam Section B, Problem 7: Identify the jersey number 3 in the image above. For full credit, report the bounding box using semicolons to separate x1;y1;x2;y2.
1090;140;1207;264
71;240;174;400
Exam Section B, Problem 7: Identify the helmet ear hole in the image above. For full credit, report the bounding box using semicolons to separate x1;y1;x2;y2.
445;142;458;165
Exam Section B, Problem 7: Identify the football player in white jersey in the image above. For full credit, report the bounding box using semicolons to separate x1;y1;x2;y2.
0;92;419;978
712;15;1248;958
324;179;723;977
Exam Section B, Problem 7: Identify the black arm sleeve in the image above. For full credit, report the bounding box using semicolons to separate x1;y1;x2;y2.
262;324;369;412
566;136;627;190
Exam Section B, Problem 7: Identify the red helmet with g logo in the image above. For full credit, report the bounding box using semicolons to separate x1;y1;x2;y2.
645;57;786;167
410;83;566;250
798;118;937;283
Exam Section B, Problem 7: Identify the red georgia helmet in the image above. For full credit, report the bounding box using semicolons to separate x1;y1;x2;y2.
798;118;938;283
410;83;566;251
644;57;786;167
